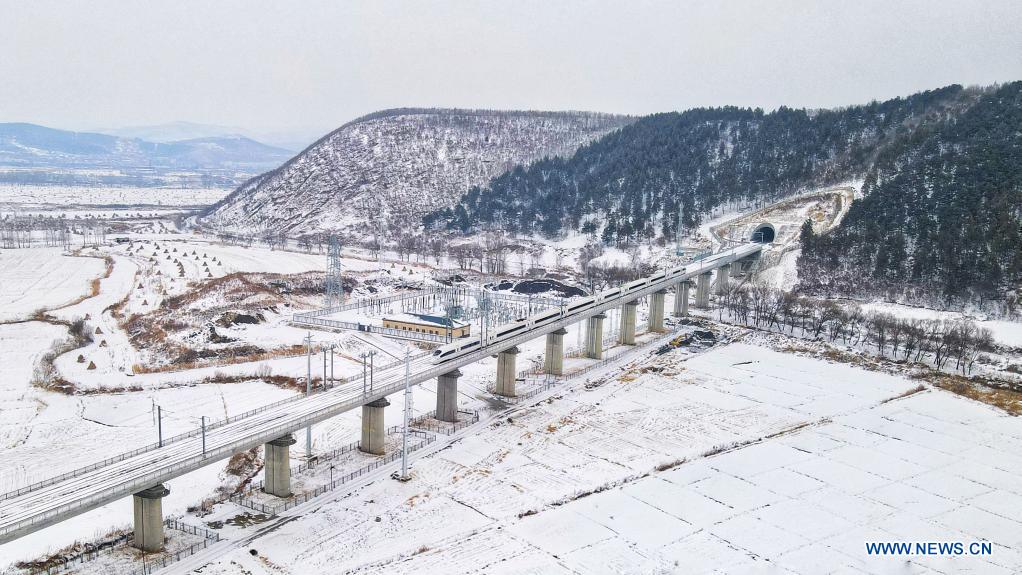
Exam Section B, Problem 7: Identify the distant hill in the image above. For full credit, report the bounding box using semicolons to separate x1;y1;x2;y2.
0;123;295;173
200;108;633;236
97;121;316;152
96;121;252;144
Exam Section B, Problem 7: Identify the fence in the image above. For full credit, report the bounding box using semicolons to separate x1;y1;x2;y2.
490;379;561;405
295;287;451;318
128;520;221;575
493;326;689;404
293;285;567;343
563;332;620;360
230;409;479;514
291;314;454;344
408;409;480;435
230;429;437;515
32;532;133;575
34;519;219;575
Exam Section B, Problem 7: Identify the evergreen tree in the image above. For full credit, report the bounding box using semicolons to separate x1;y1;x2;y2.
798;81;1022;307
799;219;815;250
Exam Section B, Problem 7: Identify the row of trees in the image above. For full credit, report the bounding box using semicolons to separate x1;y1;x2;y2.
718;284;995;375
1;214;108;249
211;227;551;276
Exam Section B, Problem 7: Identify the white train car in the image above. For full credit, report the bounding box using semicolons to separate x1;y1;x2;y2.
430;271;681;366
431;337;482;363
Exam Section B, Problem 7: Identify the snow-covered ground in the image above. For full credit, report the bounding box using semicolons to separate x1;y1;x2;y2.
859;301;1022;349
0;184;230;207
0;280;623;571
184;342;1022;575
756;248;800;291
709;186;856;248
0;309;301;567
0;249;107;322
1;184;1020;575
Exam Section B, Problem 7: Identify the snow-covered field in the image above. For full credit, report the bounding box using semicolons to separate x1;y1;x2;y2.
860;301;1022;348
109;239;332;280
0;281;628;570
0;184;231;207
0;248;107;322
187;342;1022;575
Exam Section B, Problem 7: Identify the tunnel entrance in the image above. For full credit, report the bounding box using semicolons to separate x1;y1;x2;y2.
752;224;775;243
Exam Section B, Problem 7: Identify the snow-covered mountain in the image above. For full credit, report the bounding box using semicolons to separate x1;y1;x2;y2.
0;123;295;172
97;121;318;151
96;121;251;143
199;108;632;236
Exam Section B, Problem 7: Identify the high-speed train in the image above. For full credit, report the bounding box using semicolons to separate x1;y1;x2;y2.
429;250;736;365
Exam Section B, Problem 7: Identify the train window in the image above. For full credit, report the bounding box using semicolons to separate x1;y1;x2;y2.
623;280;644;292
568;299;594;312
497;324;526;337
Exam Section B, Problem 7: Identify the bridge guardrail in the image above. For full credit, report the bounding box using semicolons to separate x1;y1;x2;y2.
0;351;430;504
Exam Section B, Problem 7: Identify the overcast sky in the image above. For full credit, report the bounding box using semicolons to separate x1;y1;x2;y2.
3;0;1020;140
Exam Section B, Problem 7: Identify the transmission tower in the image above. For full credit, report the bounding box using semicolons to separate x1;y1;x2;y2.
325;235;344;308
674;205;685;256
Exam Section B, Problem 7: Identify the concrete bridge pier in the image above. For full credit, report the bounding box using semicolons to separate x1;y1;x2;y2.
648;289;667;332
695;272;711;308
360;398;390;455
436;369;462;422
585;313;606;359
494;346;520;397
544;328;567;376
716;264;730;296
132;484;169;552
731;259;743;277
264;433;297;497
673;281;690;317
619;301;638;345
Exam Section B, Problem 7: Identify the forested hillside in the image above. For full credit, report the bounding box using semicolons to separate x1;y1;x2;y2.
798;82;1022;308
425;85;975;240
428;83;1021;309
